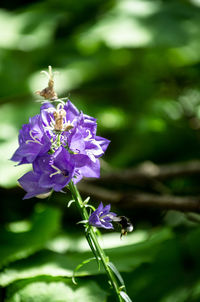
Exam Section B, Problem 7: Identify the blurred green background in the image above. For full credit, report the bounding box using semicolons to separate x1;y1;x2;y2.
1;0;200;301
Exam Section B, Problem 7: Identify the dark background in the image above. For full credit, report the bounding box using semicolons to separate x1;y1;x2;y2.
1;0;200;301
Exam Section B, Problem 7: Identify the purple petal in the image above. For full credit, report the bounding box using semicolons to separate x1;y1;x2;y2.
88;214;101;227
109;212;117;218
40;102;54;111
102;216;112;222
64;100;80;122
78;158;100;178
73;169;83;184
101;204;111;216
33;154;53;174
68;129;85;154
101;221;114;229
95;136;110;153
97;202;104;213
18;171;51;200
90;202;103;218
11;114;51;165
53;146;75;171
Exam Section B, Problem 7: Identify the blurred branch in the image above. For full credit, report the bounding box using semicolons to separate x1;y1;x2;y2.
78;183;200;213
97;160;200;184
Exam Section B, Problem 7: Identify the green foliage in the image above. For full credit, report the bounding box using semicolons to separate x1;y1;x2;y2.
0;229;170;287
0;219;200;301
5;279;107;302
1;0;200;301
1;0;200;175
0;205;61;268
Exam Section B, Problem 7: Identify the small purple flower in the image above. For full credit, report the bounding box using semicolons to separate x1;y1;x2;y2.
88;202;117;229
18;146;75;199
11;115;51;165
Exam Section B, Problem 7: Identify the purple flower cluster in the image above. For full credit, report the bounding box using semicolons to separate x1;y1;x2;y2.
12;100;110;199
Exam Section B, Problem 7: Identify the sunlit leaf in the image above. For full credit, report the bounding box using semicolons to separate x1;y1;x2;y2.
5;279;107;302
0;228;173;286
0;205;61;268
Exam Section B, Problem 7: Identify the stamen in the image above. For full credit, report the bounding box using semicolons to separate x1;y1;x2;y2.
26;130;42;145
54;99;65;106
49;164;68;178
50;170;61;177
56;103;64;111
50;164;62;177
84;129;92;141
29;130;37;141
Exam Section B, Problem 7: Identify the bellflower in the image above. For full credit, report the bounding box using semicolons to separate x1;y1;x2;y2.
11;115;51;165
40;100;110;179
88;202;117;229
12;96;110;199
18;171;52;200
18;146;75;199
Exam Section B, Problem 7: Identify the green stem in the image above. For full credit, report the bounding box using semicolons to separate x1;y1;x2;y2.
68;181;123;302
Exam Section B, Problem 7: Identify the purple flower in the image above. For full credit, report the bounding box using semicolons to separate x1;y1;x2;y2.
18;171;52;200
13;98;110;199
18;146;75;199
71;154;100;183
11;115;51;165
40;100;110;180
88;202;117;229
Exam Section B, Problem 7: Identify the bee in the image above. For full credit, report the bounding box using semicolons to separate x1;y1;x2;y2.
112;216;134;238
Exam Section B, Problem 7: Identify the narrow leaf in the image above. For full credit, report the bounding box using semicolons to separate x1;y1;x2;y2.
67;200;75;208
85;204;96;211
76;220;88;225
72;257;97;285
86;233;101;270
120;291;133;302
108;262;125;288
83;196;90;205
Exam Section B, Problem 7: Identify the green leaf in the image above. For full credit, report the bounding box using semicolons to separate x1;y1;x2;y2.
0;250;100;287
72;257;98;285
0;205;61;268
108;261;125;288
67;199;75;208
120;291;133;302
0;228;173;287
5;279;107;302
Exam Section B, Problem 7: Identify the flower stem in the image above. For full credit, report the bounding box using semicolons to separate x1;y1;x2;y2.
68;181;123;302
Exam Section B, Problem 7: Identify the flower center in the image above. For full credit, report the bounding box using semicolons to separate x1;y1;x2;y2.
49;164;69;178
45;103;74;134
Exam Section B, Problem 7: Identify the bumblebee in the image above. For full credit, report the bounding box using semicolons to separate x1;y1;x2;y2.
112;215;133;238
